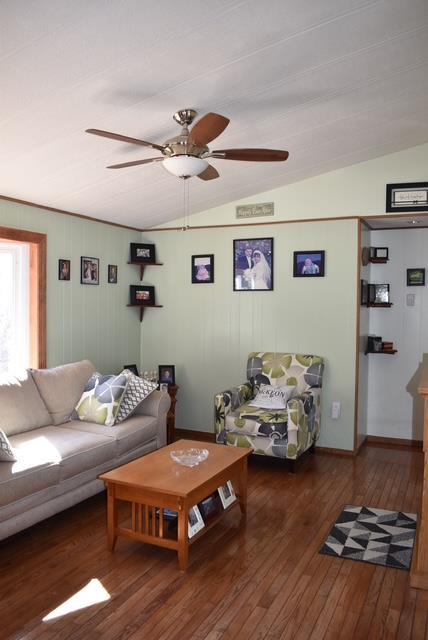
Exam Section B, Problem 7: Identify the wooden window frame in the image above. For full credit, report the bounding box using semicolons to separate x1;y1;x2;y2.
0;226;46;368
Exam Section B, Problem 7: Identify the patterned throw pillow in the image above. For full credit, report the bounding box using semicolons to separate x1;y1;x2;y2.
249;383;296;410
0;428;17;462
73;372;128;426
115;370;157;423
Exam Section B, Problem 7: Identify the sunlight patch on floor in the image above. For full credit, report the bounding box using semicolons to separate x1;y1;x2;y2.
43;579;110;621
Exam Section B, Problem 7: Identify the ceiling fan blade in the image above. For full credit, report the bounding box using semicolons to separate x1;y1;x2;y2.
86;128;165;152
197;164;220;181
188;113;230;146
107;157;164;169
209;148;289;162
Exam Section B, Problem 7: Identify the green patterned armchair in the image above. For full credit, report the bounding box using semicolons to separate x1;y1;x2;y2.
215;352;324;465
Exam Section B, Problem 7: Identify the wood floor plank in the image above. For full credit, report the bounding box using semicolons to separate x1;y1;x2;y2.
0;443;425;640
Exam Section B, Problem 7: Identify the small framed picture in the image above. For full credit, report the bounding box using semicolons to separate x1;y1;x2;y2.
386;182;428;213
130;243;156;263
123;364;139;376
192;254;214;284
158;365;175;385
370;247;389;261
407;268;425;286
58;259;70;281
293;251;325;277
233;237;273;291
369;283;390;304
108;264;118;283
130;285;155;305
188;505;205;538
217;481;237;509
160;383;169;392
198;493;222;521
360;279;368;306
81;257;99;285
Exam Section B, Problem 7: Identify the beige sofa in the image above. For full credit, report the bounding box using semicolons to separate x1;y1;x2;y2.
0;360;170;541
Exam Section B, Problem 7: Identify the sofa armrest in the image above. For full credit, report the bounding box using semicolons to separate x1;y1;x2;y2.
286;388;322;457
214;382;253;442
133;390;171;418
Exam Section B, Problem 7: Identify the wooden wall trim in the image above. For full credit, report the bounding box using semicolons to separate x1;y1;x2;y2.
366;435;422;448
143;215;361;232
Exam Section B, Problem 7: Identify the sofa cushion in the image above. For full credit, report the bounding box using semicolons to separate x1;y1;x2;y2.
0;429;16;462
0;371;51;436
66;414;158;456
30;360;95;425
73;372;128;427
10;425;116;481
115;371;157;423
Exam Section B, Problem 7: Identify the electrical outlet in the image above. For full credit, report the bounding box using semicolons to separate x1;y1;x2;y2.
331;401;341;419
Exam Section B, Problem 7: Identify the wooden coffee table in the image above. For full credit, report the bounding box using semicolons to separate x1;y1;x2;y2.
99;440;250;570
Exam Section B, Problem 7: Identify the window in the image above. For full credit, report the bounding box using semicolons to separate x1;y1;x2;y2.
0;242;30;375
0;226;46;373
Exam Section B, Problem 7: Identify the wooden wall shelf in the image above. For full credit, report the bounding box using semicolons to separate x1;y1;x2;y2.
127;261;163;280
365;350;397;355
368;302;393;308
127;303;163;321
369;258;389;264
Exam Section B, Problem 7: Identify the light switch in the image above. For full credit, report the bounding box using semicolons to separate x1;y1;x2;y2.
331;401;341;419
406;293;415;306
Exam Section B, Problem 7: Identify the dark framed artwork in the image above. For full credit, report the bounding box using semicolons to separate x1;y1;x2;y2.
233;237;273;291
58;259;70;281
158;365;175;385
407;268;425;286
81;257;99;285
192;254;214;283
360;279;368;306
129;284;155;305
108;264;118;283
293;250;325;277
130;243;156;263
370;247;389;261
386;182;428;213
369;284;390;304
123;364;139;376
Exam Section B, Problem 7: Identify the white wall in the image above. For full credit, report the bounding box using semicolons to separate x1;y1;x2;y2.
141;219;359;451
367;229;428;441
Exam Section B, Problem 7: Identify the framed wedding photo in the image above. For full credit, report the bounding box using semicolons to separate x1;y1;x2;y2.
192;254;214;284
58;259;70;281
188;505;205;538
218;481;237;509
130;242;156;263
293;250;325;277
233;237;273;291
108;264;118;283
81;257;99;285
129;285;155;305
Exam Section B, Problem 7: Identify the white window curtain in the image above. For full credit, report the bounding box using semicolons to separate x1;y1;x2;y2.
0;241;30;376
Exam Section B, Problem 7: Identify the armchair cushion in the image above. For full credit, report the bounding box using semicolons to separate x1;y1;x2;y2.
249;383;296;409
225;403;288;438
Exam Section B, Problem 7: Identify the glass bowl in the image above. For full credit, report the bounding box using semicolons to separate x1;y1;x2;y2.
170;448;209;467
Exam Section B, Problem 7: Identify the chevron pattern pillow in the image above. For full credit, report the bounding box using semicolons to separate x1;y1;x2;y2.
115;370;157;423
0;428;17;462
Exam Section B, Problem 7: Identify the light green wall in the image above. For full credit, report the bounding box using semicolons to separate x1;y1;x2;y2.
161;143;428;228
141;219;359;451
0;199;141;373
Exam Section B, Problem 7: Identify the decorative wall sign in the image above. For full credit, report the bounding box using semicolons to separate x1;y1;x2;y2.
386;182;428;213
236;202;274;219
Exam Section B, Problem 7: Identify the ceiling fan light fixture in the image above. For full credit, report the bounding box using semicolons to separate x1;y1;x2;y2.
162;155;208;179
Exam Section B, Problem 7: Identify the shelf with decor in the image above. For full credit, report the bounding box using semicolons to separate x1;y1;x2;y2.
366;350;397;355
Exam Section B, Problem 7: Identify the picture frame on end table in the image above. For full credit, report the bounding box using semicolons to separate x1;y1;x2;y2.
158;365;175;385
123;364;139;376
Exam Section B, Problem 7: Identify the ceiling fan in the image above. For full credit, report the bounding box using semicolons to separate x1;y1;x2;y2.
86;108;289;180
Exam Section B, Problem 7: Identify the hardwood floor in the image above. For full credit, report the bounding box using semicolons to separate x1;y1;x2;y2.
0;443;426;639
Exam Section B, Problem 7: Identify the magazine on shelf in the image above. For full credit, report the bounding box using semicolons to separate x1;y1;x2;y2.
218;480;237;509
188;505;205;538
198;493;222;522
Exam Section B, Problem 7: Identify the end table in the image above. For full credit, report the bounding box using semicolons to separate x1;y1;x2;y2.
166;384;179;444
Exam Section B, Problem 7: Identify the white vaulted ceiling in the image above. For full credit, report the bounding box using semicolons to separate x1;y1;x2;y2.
1;0;428;229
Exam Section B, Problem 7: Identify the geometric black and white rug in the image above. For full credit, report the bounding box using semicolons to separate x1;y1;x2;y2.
319;505;417;571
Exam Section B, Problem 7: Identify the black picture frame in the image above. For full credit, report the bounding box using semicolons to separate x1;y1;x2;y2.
192;254;214;284
198;493;222;521
108;264;118;283
158;365;175;385
369;283;390;304
81;257;99;285
130;284;155;305
407;268;425;286
123;364;139;376
58;259;70;281
293;250;325;277
130;243;156;263
370;247;389;261
386;182;428;213
233;237;273;291
360;279;368;306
